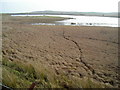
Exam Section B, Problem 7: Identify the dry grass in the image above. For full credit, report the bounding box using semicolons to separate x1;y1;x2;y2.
2;58;110;88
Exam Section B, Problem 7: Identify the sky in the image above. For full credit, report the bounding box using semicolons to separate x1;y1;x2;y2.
0;0;120;13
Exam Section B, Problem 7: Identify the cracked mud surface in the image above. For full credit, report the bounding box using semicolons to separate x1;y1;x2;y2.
2;15;119;88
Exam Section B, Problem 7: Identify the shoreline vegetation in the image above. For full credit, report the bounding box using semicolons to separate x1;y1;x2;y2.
2;14;72;24
2;14;119;88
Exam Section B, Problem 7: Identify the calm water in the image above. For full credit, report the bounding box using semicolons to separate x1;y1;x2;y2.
11;14;118;27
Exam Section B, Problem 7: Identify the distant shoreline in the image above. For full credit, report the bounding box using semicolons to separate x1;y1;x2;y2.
10;13;119;18
2;11;119;18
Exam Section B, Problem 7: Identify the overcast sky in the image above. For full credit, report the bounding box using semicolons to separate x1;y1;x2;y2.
0;0;119;13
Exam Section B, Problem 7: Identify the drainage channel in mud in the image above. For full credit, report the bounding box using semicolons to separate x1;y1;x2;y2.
62;31;95;75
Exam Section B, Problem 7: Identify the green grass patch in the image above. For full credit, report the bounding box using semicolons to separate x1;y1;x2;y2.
2;58;52;88
2;58;111;88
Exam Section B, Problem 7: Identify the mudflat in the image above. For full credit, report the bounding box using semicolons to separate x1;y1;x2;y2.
2;15;119;88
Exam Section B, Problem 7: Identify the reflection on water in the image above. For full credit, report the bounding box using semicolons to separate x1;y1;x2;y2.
12;14;118;27
31;22;117;27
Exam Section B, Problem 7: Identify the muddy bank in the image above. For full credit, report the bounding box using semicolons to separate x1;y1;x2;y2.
2;15;119;88
2;14;71;24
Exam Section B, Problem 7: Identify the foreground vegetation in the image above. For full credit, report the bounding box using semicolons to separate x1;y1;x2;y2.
2;58;110;89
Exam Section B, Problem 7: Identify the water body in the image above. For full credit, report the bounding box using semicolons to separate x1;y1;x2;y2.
11;14;118;27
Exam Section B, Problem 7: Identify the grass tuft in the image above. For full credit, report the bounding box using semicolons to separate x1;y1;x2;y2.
2;58;111;88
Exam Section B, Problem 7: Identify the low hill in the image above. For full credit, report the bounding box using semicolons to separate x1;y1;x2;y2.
30;10;118;17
